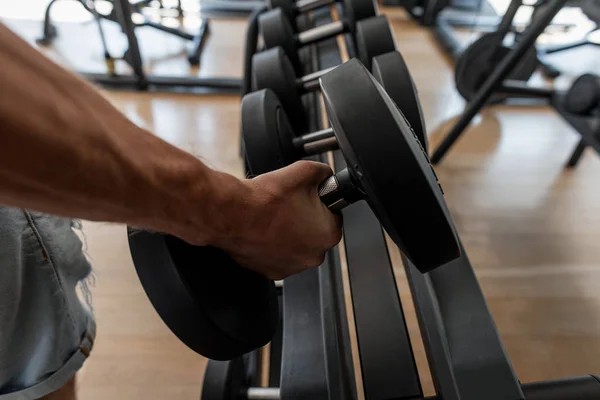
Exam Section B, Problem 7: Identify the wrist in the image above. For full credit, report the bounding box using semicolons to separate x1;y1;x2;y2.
147;161;254;247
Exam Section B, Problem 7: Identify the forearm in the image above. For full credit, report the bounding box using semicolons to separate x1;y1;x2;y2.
0;23;241;244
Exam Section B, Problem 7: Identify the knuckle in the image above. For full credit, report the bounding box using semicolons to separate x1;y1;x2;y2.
326;229;342;248
297;160;330;176
308;253;326;268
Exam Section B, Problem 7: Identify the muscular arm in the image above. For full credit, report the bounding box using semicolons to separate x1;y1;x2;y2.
0;24;341;278
0;23;241;245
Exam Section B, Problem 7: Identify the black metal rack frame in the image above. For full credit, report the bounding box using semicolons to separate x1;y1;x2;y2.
225;3;600;399
273;5;599;400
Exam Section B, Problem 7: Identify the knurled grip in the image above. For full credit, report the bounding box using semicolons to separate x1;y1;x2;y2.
318;175;339;198
318;169;362;213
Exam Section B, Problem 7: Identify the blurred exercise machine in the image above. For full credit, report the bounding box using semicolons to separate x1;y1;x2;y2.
37;0;243;93
431;0;600;167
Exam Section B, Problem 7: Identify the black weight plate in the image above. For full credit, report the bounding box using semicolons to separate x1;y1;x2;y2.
201;358;246;400
372;51;428;152
355;16;396;70
128;230;278;361
343;0;377;33
320;59;460;272
455;32;538;103
565;74;600;115
260;9;302;74
252;47;308;132
268;0;296;30
242;89;301;175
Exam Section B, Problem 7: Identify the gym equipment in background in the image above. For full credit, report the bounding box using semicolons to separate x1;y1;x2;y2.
249;50;427;157
431;0;600;168
452;0;541;103
128;59;461;361
37;0;241;93
251;14;397;130
388;0;502;56
38;0;209;65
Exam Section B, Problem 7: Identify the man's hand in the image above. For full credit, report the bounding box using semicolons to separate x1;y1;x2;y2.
173;161;343;280
233;161;342;279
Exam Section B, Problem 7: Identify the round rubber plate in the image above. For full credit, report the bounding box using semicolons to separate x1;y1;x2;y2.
455;32;538;103
268;0;296;31
252;47;308;132
128;229;278;361
355;16;396;70
242;89;301;175
565;74;600;115
342;0;377;33
372;51;428;152
259;9;301;74
201;358;246;400
320;59;460;272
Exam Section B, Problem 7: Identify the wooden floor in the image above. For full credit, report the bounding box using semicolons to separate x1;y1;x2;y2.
2;3;600;399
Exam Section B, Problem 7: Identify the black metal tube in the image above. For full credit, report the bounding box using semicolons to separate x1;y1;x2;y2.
142;20;195;41
498;80;555;98
566;138;587;167
497;0;524;34
113;0;147;88
81;73;241;92
40;0;60;43
430;0;567;164
540;39;590;54
188;18;210;66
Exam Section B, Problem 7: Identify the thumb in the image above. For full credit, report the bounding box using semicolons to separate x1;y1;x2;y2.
288;160;334;187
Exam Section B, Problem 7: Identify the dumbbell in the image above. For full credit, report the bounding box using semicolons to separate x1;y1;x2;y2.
252;12;396;131
564;74;600;115
252;48;426;147
128;59;459;362
251;50;428;160
259;7;395;74
268;0;375;32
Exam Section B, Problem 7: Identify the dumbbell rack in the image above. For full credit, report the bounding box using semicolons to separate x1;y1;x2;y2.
220;5;600;400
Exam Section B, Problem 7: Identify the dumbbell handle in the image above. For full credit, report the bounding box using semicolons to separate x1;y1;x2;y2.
297;20;345;46
292;127;338;156
246;387;281;399
296;0;334;13
296;66;337;92
319;168;363;212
